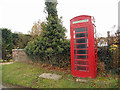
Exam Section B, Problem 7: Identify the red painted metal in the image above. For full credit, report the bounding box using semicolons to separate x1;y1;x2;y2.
70;15;97;78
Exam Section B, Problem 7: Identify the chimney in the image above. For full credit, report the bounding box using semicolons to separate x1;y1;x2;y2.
107;31;110;46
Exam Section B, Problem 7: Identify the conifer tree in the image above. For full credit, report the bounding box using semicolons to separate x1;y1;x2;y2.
41;0;67;57
25;0;70;66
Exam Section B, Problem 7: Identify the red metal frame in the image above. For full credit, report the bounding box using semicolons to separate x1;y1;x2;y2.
70;15;97;78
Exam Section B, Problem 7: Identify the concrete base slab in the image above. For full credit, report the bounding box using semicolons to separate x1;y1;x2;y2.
76;79;88;83
39;73;61;80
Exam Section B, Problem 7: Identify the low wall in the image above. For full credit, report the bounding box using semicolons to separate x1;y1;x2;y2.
12;49;32;63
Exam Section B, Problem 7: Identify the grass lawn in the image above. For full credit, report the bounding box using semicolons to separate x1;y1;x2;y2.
2;62;119;88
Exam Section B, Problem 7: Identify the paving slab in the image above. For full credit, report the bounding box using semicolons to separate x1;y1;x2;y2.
39;73;61;80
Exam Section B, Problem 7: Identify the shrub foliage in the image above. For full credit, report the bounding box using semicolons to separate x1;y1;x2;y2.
97;30;120;74
12;33;31;49
1;28;13;60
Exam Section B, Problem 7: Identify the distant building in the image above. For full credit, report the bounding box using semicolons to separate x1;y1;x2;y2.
97;31;118;47
97;37;108;47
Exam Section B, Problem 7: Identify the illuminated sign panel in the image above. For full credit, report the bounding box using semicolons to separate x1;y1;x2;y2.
73;19;89;24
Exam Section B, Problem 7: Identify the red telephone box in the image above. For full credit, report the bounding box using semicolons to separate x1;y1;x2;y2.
70;15;97;78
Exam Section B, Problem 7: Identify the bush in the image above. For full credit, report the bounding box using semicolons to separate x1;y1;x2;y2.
0;60;3;63
4;60;7;62
97;46;112;70
9;59;13;62
97;45;119;75
25;37;70;67
1;28;13;60
12;33;31;49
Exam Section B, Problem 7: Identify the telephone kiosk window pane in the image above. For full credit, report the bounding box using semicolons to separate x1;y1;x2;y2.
86;27;88;31
77;50;86;54
77;61;87;65
77;44;86;49
76;33;85;38
74;50;76;54
76;27;85;32
74;39;75;43
76;39;85;43
74;34;75;38
76;55;86;59
74;45;76;49
86;33;88;37
73;30;75;33
77;66;86;71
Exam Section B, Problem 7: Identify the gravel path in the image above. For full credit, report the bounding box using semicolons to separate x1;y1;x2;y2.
0;84;8;89
0;62;14;65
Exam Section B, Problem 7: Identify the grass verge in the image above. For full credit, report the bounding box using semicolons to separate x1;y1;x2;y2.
2;62;119;88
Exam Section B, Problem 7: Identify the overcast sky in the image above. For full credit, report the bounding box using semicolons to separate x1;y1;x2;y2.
0;0;119;38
